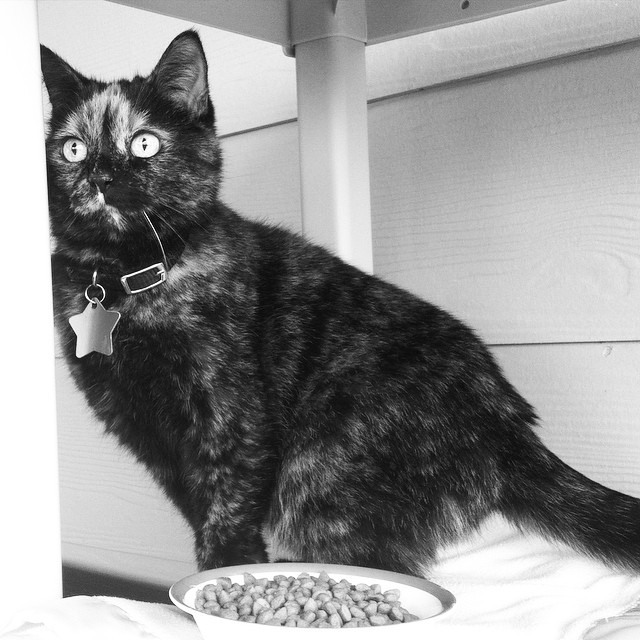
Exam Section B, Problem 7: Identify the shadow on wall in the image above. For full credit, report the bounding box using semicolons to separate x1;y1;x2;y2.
62;564;171;604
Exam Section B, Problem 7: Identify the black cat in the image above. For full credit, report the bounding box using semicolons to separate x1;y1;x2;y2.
40;30;640;575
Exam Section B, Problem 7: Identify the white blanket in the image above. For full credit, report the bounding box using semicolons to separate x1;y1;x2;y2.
427;515;640;640
0;596;201;640
2;516;639;640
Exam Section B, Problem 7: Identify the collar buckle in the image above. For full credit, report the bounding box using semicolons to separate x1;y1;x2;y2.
120;263;167;295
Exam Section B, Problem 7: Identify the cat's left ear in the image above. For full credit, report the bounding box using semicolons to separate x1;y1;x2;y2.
150;30;213;123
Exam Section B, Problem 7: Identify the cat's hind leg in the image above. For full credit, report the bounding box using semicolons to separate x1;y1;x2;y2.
262;438;460;577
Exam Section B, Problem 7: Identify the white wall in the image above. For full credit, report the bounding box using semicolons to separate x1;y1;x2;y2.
37;0;640;588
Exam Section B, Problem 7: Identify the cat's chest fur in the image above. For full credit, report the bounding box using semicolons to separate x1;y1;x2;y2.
54;252;266;484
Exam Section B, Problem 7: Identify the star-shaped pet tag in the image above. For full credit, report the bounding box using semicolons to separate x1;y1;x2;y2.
69;298;121;358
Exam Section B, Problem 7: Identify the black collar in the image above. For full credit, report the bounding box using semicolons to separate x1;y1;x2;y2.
57;240;185;304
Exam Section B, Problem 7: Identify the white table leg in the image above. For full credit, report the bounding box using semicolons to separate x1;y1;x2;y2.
292;0;373;273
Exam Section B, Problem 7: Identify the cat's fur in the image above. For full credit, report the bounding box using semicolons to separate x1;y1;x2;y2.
41;31;640;576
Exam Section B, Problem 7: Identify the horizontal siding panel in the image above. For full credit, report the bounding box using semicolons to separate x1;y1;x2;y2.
493;342;640;499
40;1;640;137
60;541;194;588
37;0;297;137
55;360;196;583
365;0;640;95
370;43;640;344
55;337;640;583
220;122;302;232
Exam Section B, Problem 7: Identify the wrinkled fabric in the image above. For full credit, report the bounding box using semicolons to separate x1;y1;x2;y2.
0;596;201;640
2;518;640;640
425;515;640;640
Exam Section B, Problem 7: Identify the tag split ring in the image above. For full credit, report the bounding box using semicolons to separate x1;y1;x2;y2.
84;269;105;304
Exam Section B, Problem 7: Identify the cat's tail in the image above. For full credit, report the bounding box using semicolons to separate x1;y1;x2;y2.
498;440;640;573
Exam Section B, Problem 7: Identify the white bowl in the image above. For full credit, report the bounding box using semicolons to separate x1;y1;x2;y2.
170;562;455;638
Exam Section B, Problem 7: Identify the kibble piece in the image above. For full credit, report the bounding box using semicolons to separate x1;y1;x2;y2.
384;589;401;602
363;602;378;617
328;613;342;628
243;573;255;585
203;601;220;615
265;618;284;626
301;611;316;623
202;585;217;601
339;603;352;622
303;597;318;612
256;610;274;625
377;602;392;615
252;597;270;616
237;604;252;617
369;614;388;626
219;609;239;621
217;577;232;590
350;606;366;619
273;607;288;621
271;594;286;610
238;594;253;607
389;606;404;622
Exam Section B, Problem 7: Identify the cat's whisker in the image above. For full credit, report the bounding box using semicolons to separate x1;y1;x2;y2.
62;207;83;230
145;206;190;244
154;198;211;234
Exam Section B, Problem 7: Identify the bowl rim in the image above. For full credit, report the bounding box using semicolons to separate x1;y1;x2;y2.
169;561;456;623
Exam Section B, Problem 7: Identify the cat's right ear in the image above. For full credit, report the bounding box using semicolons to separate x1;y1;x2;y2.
40;45;86;115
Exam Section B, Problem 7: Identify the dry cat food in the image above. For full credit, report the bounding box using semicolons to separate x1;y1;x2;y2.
193;571;421;628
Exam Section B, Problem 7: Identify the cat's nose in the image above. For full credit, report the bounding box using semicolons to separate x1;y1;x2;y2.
89;170;113;194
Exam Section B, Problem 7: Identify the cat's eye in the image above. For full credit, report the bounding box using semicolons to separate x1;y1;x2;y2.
62;138;88;163
131;132;160;158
